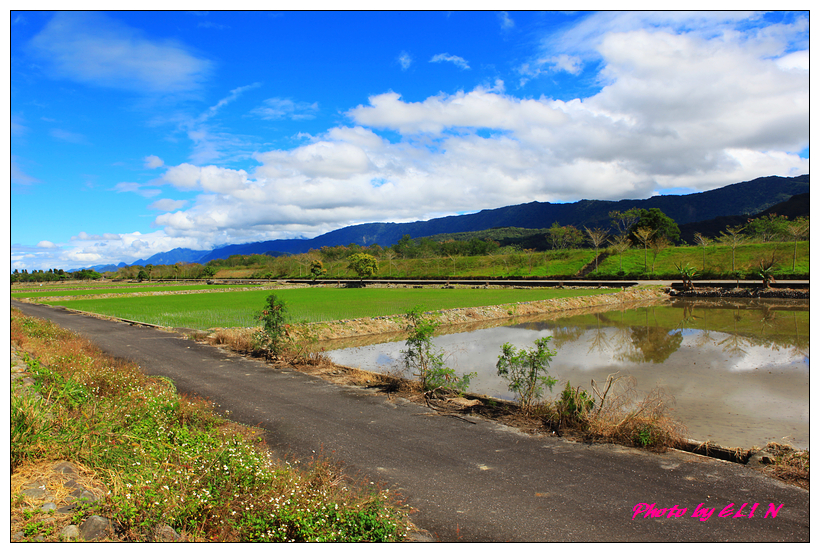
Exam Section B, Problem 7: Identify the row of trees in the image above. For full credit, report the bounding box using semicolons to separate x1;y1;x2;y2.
10;268;101;284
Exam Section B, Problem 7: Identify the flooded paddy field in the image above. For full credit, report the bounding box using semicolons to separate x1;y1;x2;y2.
326;297;809;450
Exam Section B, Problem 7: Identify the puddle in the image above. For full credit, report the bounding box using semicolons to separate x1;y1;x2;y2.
326;298;809;450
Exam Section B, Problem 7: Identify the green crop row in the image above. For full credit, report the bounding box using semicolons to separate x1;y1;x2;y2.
11;284;252;299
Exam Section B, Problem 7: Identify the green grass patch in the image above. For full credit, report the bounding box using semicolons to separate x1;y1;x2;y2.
41;287;615;329
12;284;252;299
594;241;809;279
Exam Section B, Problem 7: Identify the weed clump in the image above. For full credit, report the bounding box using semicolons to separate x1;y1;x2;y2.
255;293;292;358
209;328;255;353
581;377;686;451
760;443;809;489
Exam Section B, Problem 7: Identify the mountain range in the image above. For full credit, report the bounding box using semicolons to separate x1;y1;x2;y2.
87;174;809;272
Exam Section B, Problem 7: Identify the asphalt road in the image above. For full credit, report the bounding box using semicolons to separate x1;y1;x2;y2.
11;300;810;542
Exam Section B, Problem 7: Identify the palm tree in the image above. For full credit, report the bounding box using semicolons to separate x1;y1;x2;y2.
717;225;746;273
608;235;631;274
633;227;655;273
693;232;710;272
584;227;610;273
783;218;809;271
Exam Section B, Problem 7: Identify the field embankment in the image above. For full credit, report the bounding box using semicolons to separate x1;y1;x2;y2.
289;285;667;343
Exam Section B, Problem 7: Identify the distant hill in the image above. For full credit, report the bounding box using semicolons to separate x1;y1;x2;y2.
131;247;210;267
423;192;811;249
196;174;808;262
77;174;807;271
677;192;810;243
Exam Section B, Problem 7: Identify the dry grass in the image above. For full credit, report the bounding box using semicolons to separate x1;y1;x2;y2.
10;460;109;539
582;375;687;451
208;328;256;352
763;443;809;490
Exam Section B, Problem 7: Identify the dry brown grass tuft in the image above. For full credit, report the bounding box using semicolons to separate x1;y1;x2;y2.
11;459;109;539
581;375;687;451
208;328;256;352
763;443;809;490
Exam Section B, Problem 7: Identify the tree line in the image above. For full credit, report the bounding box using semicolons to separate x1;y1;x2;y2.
10;268;101;284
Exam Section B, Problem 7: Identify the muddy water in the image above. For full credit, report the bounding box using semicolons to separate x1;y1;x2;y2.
326;297;809;450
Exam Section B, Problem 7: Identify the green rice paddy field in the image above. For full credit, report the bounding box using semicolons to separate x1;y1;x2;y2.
10;283;252;299
37;287;615;329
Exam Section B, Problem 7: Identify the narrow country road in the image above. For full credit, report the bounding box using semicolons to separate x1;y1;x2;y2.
12;301;810;542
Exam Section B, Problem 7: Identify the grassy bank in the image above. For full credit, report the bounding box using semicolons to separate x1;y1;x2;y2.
38;286;616;329
11;309;414;542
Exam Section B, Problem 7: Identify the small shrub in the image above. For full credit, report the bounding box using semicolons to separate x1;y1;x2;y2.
402;307;474;393
255;293;292;358
496;337;557;413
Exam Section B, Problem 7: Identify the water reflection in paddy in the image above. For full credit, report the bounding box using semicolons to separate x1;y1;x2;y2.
327;298;809;450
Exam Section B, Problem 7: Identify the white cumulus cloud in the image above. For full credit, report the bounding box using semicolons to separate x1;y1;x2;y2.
147;21;806;248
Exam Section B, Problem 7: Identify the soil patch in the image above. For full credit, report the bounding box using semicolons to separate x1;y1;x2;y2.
669;287;808;299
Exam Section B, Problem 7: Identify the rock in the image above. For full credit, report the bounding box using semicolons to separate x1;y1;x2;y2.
21;485;49;501
154;524;182;542
52;461;79;475
40;502;57;512
77;490;98;504
747;449;778;467
60;525;80;540
79;516;112;541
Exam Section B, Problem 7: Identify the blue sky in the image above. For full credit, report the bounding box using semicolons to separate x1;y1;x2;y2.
9;10;810;271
